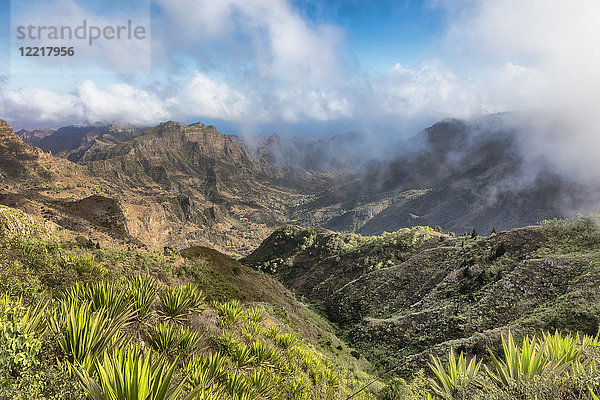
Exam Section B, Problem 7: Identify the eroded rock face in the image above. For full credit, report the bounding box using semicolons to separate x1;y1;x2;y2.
1;119;22;146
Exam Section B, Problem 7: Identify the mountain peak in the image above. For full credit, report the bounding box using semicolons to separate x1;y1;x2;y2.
0;119;25;147
0;119;14;135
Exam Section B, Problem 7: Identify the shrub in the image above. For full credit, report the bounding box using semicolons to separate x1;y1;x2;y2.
216;302;244;328
486;331;569;387
145;323;203;355
427;348;481;399
128;274;158;320
65;281;131;320
0;295;47;382
159;284;204;322
186;351;228;388
49;299;132;371
74;346;196;400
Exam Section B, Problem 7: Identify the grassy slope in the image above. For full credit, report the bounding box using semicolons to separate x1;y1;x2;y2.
0;205;378;399
242;216;600;376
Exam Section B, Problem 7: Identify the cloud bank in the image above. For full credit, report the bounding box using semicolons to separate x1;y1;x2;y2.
2;0;599;162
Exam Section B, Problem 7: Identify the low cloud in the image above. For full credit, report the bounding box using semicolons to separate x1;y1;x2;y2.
438;0;600;185
2;88;83;127
2;0;599;187
2;81;168;128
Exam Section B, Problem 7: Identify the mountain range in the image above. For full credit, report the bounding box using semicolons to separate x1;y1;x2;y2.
6;113;597;255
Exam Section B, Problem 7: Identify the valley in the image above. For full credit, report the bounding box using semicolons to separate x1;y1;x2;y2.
2;115;600;399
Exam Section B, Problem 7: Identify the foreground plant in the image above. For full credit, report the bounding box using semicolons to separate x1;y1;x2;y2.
186;351;228;391
75;346;198;400
216;300;244;327
145;322;203;355
129;274;158;320
486;331;569;387
543;330;584;365
49;299;132;371
65;281;132;320
0;295;47;380
159;284;204;322
427;348;481;399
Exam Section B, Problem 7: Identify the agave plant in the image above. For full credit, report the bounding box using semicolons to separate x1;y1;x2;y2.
274;332;297;350
159;284;204;322
145;323;181;354
290;377;309;400
65;281;132;320
186;351;228;388
322;368;339;389
542;330;582;365
244;321;265;337
229;343;256;371
49;298;132;371
224;371;253;400
427;348;481;399
251;339;280;368
145;323;203;355
265;325;282;339
572;358;600;400
216;329;239;353
74;346;198;400
249;369;274;397
178;326;204;354
128;274;158;320
216;300;244;327
486;331;569;387
244;307;266;324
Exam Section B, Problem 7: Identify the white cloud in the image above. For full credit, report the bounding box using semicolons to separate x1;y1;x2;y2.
76;80;170;125
2;88;83;126
2;0;599;174
180;72;250;121
438;0;600;183
154;0;345;84
2;82;169;128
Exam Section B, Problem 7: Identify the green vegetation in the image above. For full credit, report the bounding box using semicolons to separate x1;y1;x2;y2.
158;284;204;322
243;215;600;391
0;205;377;399
387;331;600;399
4;202;600;400
74;346;191;400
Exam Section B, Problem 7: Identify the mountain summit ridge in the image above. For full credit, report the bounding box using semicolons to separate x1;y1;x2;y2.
6;115;600;255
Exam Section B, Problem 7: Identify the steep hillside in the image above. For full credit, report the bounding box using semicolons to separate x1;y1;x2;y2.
8;115;600;256
0;204;378;399
243;215;600;376
80;121;311;254
0;119;138;247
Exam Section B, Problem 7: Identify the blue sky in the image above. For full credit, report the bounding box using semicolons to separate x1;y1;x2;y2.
1;0;599;142
294;0;446;70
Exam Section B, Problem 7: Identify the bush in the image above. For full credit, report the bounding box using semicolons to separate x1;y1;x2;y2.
159;284;204;322
74;346;193;400
0;295;46;383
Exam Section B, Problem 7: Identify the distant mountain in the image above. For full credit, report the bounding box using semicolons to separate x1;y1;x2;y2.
79;121;303;254
243;131;365;174
4;115;599;255
0;119;138;247
291;115;600;235
17;123;143;162
15;127;55;143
